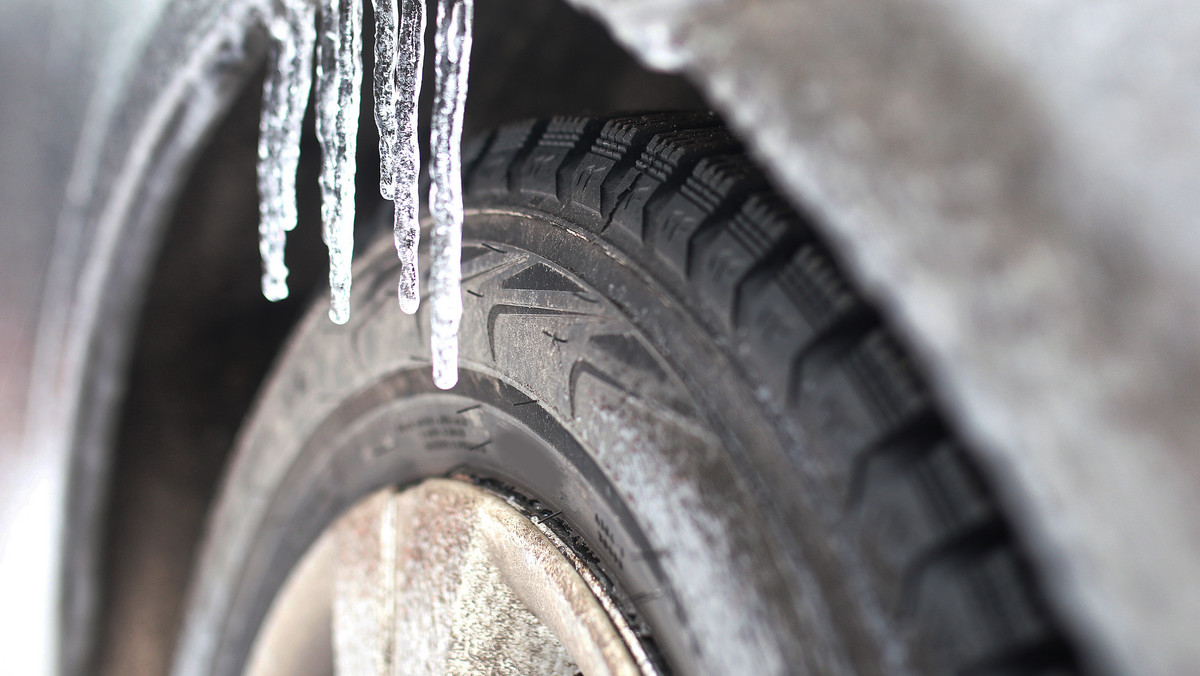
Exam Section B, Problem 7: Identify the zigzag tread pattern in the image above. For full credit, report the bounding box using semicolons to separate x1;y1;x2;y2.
461;114;1083;676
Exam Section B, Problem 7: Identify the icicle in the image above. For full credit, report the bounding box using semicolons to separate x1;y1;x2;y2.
428;0;474;389
315;0;363;325
371;0;425;314
257;0;316;302
371;0;399;202
254;0;476;384
392;0;426;314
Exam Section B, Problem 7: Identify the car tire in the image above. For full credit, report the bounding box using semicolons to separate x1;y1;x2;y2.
171;112;1080;676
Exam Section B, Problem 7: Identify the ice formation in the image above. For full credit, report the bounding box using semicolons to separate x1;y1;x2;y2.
314;0;363;325
371;0;400;202
256;0;315;302
256;0;471;387
391;0;426;315
427;0;474;389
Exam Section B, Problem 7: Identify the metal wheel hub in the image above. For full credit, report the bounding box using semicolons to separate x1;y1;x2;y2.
245;479;647;676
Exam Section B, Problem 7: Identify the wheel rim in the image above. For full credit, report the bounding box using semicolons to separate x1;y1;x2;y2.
244;478;652;676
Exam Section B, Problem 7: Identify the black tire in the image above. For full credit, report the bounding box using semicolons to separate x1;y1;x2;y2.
173;112;1080;676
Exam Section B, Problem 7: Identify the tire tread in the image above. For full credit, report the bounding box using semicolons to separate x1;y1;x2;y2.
462;113;1082;676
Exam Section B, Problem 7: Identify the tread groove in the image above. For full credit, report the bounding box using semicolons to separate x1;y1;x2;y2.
844;411;945;511
460;112;1084;676
506;119;552;194
787;308;877;408
898;518;1010;617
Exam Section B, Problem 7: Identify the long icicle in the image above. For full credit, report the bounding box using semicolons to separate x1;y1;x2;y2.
257;0;316;302
315;0;363;324
371;0;425;314
393;0;426;314
371;0;398;202
428;0;474;389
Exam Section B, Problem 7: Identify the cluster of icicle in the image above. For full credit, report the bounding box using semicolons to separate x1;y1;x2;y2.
255;0;473;389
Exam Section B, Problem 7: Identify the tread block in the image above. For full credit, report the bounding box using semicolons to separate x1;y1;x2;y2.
646;154;766;277
461;131;495;184
857;440;997;605
607;128;739;240
795;330;929;494
567;112;720;221
795;339;885;488
514;117;602;200
466;119;544;197
777;244;861;333
914;548;1053;668
842;332;928;432
734;277;820;399
734;243;863;401
694;195;802;327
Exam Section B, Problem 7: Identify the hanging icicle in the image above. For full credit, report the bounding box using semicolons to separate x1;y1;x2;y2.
315;0;363;325
371;0;425;316
428;0;474;389
255;0;477;386
257;0;316;302
371;0;399;201
392;0;426;315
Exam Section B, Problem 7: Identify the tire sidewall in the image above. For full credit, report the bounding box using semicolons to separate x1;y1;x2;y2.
172;210;849;676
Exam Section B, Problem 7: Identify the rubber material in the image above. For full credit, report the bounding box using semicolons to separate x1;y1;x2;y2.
460;112;1082;675
173;113;1082;676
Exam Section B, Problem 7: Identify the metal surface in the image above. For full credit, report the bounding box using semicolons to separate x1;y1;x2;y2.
244;479;645;676
243;524;335;676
